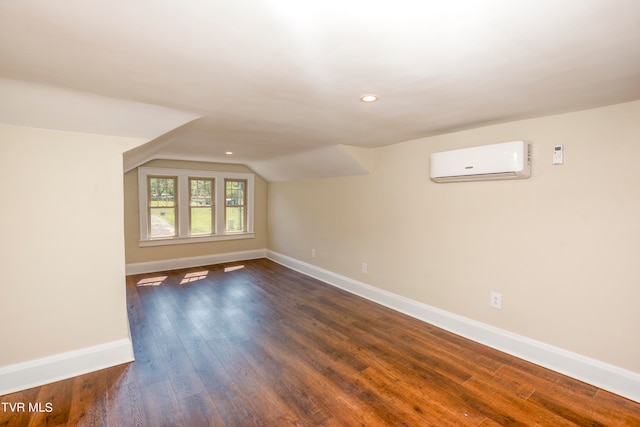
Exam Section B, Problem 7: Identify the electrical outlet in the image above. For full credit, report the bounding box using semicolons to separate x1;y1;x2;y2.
362;262;368;274
311;249;316;258
490;292;502;309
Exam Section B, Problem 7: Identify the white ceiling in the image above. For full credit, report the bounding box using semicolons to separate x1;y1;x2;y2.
1;1;640;180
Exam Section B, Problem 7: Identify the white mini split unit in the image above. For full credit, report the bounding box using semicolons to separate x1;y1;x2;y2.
430;141;531;183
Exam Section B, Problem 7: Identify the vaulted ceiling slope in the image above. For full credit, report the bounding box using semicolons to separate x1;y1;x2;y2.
1;1;640;180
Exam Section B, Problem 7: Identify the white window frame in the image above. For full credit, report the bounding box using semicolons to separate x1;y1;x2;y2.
138;167;254;247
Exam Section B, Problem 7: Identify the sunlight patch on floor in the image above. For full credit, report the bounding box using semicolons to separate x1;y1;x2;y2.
180;270;209;284
137;276;167;286
224;265;245;273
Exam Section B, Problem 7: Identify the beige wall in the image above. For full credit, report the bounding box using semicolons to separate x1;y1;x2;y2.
123;159;268;265
267;100;640;373
0;124;142;366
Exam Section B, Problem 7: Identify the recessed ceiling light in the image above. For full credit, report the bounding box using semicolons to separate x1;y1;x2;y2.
225;151;233;155
360;94;379;103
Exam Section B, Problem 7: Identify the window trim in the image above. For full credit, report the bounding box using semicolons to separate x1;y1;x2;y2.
138;167;254;247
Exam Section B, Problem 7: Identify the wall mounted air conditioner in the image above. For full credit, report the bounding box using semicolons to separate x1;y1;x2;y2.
430;141;531;183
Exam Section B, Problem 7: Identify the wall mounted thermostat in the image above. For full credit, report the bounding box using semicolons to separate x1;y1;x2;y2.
553;144;564;165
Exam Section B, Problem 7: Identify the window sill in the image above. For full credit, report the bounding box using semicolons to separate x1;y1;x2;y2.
139;232;255;247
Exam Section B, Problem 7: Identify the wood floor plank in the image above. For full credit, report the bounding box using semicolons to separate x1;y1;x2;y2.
461;371;580;426
179;390;228;427
66;369;108;427
2;258;639;426
27;377;73;427
0;388;39;427
104;364;147;427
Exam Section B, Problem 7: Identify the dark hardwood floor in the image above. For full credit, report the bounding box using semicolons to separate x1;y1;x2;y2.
2;258;639;426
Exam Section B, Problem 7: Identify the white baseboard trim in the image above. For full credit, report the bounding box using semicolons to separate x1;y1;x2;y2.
266;250;640;403
0;338;135;396
126;248;267;275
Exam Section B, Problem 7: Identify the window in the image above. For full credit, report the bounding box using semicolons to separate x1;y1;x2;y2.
190;178;214;235
225;179;246;232
138;167;254;246
148;176;177;238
